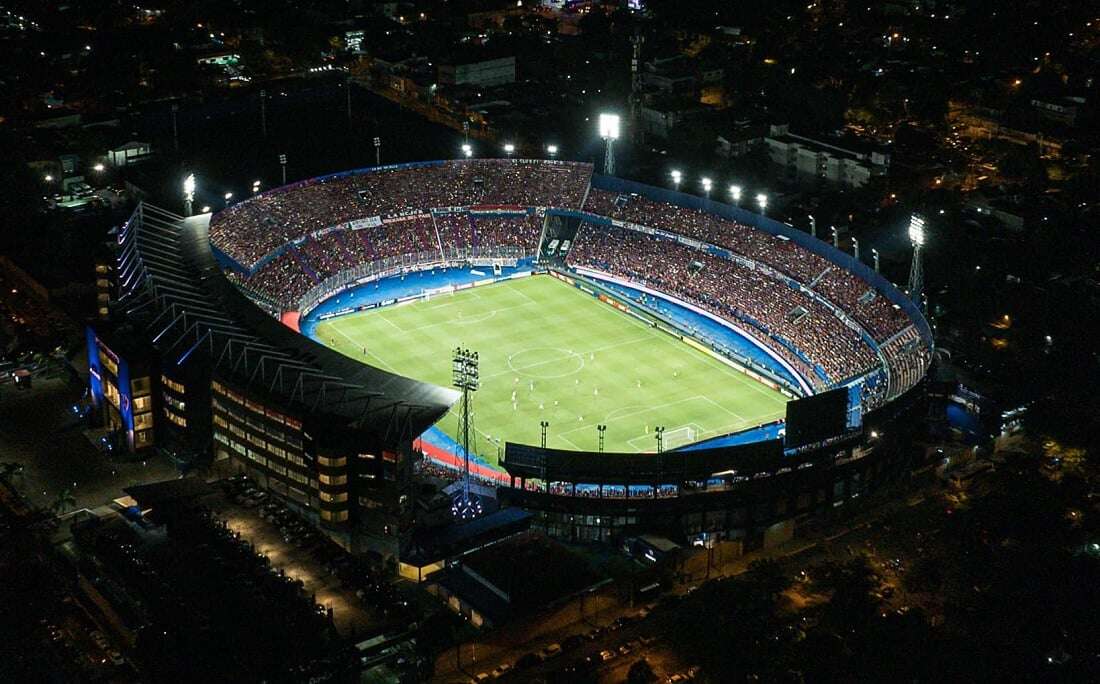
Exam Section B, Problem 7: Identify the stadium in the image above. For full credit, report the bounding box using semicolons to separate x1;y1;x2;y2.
93;158;931;556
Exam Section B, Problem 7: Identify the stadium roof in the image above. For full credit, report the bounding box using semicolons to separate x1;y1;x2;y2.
116;203;459;445
501;438;793;484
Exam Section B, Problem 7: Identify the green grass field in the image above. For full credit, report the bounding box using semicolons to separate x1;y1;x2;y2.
314;275;787;464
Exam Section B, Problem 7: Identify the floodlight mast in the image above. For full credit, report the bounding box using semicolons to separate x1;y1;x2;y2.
451;347;482;519
183;174;196;216
599;113;620;175
908;214;926;312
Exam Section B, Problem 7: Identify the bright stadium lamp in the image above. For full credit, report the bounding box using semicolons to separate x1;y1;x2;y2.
908;214;926;246
224;192;233;200
701;177;713;199
44;174;54;182
598;113;621;141
598;113;620;174
546;144;558;157
756;193;768;214
93;163;105;172
729;184;742;204
670;169;682;189
503;143;515;156
201;205;211;213
183;173;196;216
461;143;473;158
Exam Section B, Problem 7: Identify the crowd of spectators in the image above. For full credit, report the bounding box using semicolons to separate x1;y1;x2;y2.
210;160;593;269
583;190;910;341
567;223;880;384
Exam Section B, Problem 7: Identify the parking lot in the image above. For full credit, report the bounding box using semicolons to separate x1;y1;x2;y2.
210;476;403;638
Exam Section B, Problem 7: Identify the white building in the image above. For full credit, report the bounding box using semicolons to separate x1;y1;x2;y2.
764;125;889;188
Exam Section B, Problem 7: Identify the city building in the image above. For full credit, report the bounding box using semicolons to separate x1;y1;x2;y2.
765;125;891;188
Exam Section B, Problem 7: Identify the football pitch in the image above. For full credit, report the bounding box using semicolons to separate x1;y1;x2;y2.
313;275;787;465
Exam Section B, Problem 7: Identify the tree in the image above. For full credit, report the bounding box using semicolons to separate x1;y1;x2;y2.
0;462;24;481
51;488;76;516
627;658;656;684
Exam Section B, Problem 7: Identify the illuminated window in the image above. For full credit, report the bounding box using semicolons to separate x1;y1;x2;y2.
317;455;347;467
319;473;347;486
131;376;151;396
134;412;154;430
320;491;348;503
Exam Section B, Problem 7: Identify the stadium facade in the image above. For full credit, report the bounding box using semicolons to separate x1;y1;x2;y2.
89;160;932;558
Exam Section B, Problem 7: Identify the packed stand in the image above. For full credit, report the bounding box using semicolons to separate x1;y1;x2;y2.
584;189;911;341
209;160;593;270
567;223;880;384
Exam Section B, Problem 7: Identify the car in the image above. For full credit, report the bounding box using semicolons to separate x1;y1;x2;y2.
490;663;512;678
618;643;632;656
668;675;688;683
473;673;491;682
540;643;563;659
599;650;617;662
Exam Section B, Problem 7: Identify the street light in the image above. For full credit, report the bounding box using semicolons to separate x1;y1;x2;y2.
598;113;620;175
546;144;558;158
729;184;742;204
461;143;473;158
756;193;768;214
670;169;682;190
183;173;196;216
701;177;712;199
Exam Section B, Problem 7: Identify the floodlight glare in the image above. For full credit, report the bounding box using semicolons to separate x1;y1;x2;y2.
503;143;515;154
756;193;768;211
461;143;473;158
44;174;54;182
183;174;196;199
93;163;105;172
201;205;211;213
598;113;621;140
546;144;558;156
908;214;926;246
224;192;233;200
670;169;682;182
701;177;712;190
729;185;742;202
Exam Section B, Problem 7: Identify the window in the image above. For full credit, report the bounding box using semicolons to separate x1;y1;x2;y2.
321;509;349;522
131;376;151;396
134;412;154;431
133;395;152;412
214;414;228;429
320;491;348;503
161;375;186;394
319;473;347;486
317;455;347;468
135;429;153;447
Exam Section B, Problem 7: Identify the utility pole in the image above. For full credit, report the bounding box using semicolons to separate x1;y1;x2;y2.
346;74;353;123
171;103;179;153
260;89;267;138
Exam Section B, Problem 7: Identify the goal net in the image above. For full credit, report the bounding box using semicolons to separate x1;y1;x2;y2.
663;426;698;450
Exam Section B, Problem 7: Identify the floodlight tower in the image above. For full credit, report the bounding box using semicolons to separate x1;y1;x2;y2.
701;177;713;201
756;193;768;215
670;169;682;190
599;113;620;175
451;347;483;520
183;174;196;216
908;214;926;313
729;184;742;206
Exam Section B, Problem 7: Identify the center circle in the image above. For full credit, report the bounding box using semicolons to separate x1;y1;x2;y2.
507;347;585;379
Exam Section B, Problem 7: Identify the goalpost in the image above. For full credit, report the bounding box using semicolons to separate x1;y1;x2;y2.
662;425;698;450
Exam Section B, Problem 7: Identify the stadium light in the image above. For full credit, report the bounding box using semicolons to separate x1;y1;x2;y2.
546;144;558;158
908;214;926;246
503;143;515;156
183;173;196;216
670;169;682;190
92;163;105;172
461;143;473;158
44;174;54;182
807;213;816;238
224;192;233;200
598;113;620;174
729;184;742;204
252;180;261;195
598;113;621;140
201;205;211;213
701;177;712;198
872;248;880;272
756;193;768;214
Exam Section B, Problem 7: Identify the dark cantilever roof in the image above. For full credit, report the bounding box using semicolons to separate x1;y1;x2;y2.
117;203;458;446
502;438;794;484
